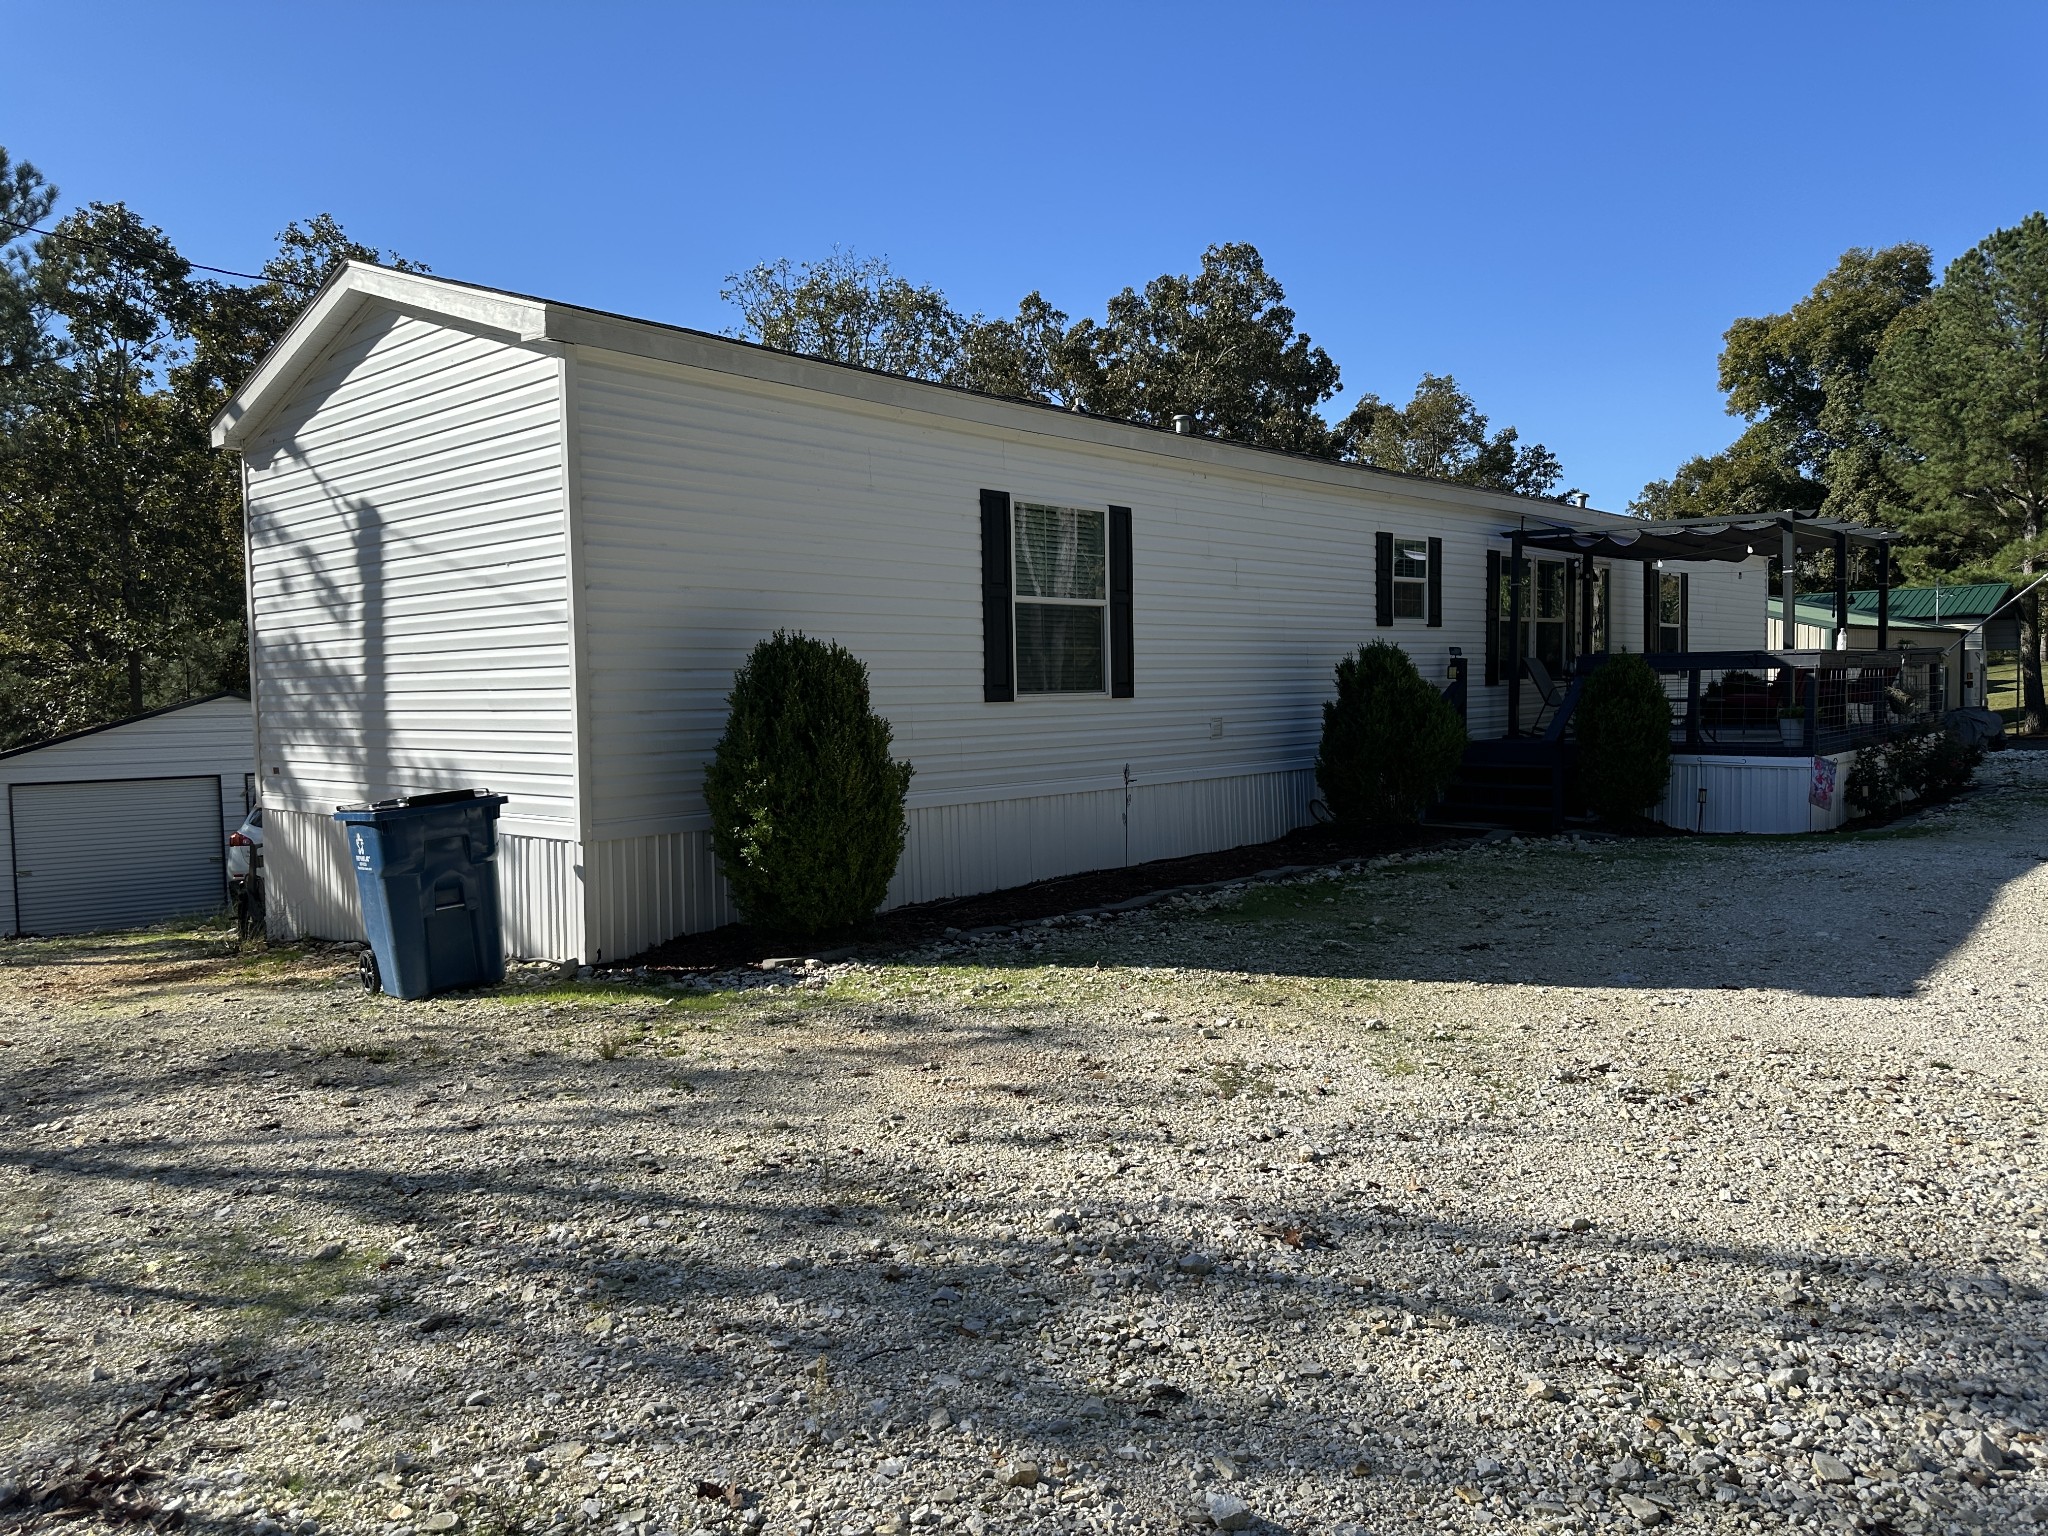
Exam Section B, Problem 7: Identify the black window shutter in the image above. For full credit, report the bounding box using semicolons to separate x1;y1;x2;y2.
1426;536;1444;628
1374;530;1394;627
1678;572;1691;651
1109;504;1134;698
980;489;1014;702
1643;569;1661;654
1484;550;1501;685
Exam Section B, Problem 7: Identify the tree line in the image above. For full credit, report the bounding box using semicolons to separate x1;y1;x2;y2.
722;244;1567;494
1633;215;2048;729
0;147;421;748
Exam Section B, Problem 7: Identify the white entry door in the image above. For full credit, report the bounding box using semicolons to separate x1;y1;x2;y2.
11;776;226;935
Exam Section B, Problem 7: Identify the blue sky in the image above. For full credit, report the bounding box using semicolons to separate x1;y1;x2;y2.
6;2;2043;509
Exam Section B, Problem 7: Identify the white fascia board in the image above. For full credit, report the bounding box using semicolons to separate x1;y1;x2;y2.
210;263;553;450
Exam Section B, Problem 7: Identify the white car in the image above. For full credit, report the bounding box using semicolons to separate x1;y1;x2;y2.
227;806;264;880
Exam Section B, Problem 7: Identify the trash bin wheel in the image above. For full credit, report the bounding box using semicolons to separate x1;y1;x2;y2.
358;949;381;995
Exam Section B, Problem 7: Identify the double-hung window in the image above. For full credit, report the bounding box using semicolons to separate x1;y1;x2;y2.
1391;538;1429;620
1654;571;1685;653
1013;501;1107;694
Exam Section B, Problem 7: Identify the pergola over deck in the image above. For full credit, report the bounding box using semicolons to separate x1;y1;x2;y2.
1503;511;1903;737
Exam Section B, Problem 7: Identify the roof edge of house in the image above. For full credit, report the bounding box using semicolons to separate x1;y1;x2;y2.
212;261;1635;528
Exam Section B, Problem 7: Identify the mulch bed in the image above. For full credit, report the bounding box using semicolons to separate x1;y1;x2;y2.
629;820;1458;974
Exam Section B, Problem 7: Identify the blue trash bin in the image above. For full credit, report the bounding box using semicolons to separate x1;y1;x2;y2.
333;790;509;999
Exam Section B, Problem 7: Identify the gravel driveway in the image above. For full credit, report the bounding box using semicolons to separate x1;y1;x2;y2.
4;754;2046;1536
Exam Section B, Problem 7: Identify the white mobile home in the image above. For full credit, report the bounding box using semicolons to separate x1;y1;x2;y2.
212;265;1762;963
0;695;254;936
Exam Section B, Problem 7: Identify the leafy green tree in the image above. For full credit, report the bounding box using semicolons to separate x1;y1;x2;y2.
0;184;416;746
1337;373;1564;496
0;203;215;729
1313;641;1466;827
955;292;1088;407
0;148;58;414
1871;213;2048;730
704;630;914;937
722;249;967;381
1064;243;1341;453
1634;245;1931;528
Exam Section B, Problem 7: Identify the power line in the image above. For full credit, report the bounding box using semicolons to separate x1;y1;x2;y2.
0;215;265;281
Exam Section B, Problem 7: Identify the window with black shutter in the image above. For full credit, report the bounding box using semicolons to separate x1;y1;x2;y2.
980;489;1014;701
1375;530;1395;627
981;491;1133;699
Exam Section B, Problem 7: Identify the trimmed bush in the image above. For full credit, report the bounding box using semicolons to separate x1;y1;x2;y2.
1314;641;1467;827
704;631;914;938
1848;727;1983;818
1576;654;1672;822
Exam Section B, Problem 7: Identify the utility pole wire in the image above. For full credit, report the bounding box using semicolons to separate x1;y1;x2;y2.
0;215;265;281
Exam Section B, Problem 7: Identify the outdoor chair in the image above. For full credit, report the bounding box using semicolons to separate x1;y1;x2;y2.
1524;656;1566;733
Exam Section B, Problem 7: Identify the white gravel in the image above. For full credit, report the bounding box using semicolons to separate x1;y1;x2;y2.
3;751;2047;1536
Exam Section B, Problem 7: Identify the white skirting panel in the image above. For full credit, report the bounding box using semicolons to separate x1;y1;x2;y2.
264;807;583;961
264;809;361;943
1652;752;1857;835
1128;766;1316;865
584;831;734;965
498;834;584;962
585;767;1318;962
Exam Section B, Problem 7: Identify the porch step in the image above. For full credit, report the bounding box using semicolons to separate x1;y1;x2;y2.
1428;741;1570;833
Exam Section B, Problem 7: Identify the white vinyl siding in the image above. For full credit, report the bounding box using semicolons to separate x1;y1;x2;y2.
569;351;1544;843
241;310;575;835
0;696;252;936
1668;556;1769;651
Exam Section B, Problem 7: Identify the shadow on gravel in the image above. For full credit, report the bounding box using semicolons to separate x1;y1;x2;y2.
4;1006;2041;1532
913;821;2048;1001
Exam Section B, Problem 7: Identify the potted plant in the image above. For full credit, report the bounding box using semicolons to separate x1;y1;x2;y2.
1778;704;1807;747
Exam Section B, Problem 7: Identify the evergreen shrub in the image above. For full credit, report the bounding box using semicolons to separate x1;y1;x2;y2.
1313;641;1467;827
1576;654;1673;822
704;631;913;938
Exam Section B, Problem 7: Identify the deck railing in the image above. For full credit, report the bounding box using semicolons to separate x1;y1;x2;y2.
1544;649;1947;755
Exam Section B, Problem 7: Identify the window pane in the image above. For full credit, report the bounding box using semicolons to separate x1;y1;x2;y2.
1659;573;1682;626
1392;583;1425;619
1393;539;1428;579
1016;602;1105;693
1014;503;1105;600
1536;561;1567;619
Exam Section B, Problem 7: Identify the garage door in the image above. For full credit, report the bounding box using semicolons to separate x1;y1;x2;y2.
11;776;226;935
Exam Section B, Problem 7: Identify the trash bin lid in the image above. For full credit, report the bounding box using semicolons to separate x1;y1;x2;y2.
334;789;507;821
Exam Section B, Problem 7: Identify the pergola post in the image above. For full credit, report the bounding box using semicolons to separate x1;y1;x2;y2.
1580;550;1595;656
1832;530;1849;651
1877;545;1890;651
1780;521;1799;649
1508;531;1526;736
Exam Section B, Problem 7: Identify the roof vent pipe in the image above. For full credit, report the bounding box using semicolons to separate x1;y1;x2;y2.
1172;413;1196;435
1569;491;1591;508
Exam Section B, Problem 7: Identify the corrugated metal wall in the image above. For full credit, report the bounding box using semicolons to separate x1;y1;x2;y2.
264;808;360;942
1653;751;1857;835
265;807;582;961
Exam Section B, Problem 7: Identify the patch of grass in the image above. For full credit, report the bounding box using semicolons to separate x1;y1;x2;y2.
1207;1060;1277;1099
